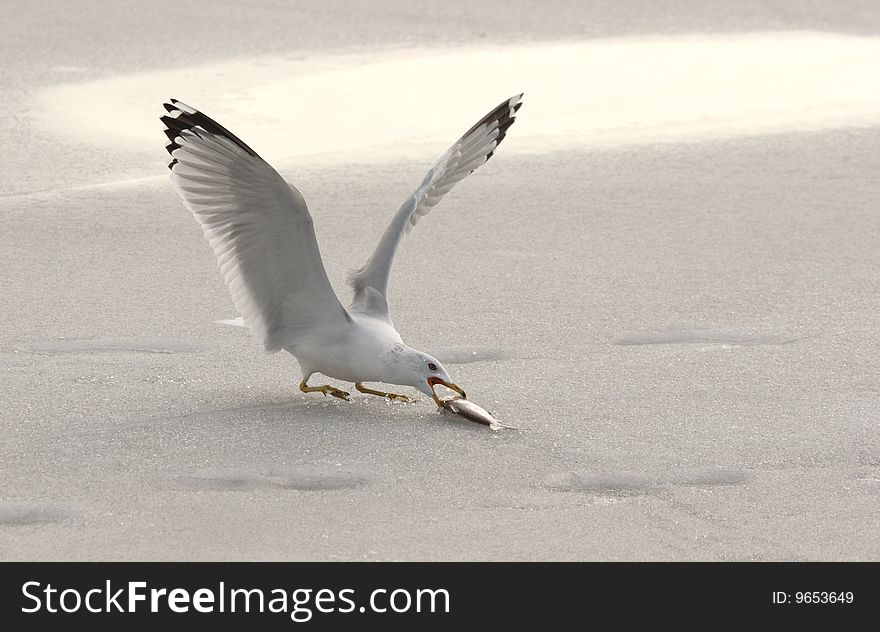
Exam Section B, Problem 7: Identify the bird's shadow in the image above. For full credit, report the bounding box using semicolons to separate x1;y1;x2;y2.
153;389;469;432
136;392;507;495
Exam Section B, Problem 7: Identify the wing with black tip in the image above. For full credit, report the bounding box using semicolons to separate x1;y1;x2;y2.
161;99;351;351
346;94;523;321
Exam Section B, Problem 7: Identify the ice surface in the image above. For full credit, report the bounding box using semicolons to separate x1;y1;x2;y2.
1;1;879;561
0;505;70;526
23;337;206;355
609;331;805;346
430;347;512;364
32;33;880;171
174;468;369;492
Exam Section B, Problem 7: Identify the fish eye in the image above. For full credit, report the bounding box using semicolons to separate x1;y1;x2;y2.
428;362;437;371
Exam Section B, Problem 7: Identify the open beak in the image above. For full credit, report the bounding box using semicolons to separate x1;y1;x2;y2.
427;377;467;406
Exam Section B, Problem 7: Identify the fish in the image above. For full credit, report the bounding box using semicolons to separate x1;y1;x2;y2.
439;396;517;431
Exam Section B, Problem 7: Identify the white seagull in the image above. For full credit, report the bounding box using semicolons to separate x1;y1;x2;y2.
161;94;523;406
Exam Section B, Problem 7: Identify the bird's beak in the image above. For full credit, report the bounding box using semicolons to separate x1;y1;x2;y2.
427;377;467;406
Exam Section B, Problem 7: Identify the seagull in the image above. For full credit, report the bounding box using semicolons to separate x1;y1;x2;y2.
161;94;522;406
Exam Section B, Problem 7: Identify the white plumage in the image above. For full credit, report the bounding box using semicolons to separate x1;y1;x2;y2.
162;94;522;403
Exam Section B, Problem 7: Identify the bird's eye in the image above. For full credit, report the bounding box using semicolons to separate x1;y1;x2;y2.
428;363;437;371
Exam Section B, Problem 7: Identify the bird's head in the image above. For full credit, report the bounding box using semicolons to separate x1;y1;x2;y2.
404;350;466;406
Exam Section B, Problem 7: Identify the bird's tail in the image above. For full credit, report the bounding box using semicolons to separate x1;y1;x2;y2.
214;317;248;328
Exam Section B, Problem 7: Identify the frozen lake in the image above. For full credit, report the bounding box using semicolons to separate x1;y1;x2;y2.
1;0;878;560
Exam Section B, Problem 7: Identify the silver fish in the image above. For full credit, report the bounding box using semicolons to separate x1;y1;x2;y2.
439;396;515;431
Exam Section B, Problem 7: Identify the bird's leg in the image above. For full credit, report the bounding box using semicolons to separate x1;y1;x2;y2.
355;382;414;403
299;379;350;401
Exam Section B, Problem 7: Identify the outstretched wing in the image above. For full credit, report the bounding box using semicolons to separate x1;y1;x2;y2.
161;99;350;352
346;94;523;320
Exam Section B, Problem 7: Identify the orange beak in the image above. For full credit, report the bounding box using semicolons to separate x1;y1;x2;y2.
427;377;467;406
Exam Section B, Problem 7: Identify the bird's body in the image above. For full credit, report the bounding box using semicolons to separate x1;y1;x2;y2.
287;313;402;384
161;94;522;404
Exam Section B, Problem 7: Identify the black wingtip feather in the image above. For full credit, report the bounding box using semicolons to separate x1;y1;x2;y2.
479;94;523;162
464;94;523;163
162;127;179;143
159;100;260;159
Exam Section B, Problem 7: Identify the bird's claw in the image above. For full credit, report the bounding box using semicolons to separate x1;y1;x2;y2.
386;393;414;403
354;382;413;402
323;386;350;401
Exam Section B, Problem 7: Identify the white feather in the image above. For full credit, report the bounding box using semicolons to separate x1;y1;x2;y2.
346;94;523;320
162;100;350;352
